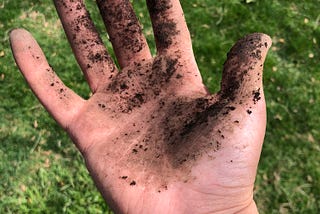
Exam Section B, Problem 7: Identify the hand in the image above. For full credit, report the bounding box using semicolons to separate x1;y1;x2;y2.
10;0;271;213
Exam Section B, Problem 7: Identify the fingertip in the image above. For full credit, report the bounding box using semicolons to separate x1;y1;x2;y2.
259;33;272;50
9;28;23;48
8;28;19;38
251;33;272;54
9;28;31;43
9;28;39;56
248;32;272;60
227;33;272;62
249;33;272;46
9;28;23;37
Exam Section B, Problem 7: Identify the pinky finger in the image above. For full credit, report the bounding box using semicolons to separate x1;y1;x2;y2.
10;29;85;129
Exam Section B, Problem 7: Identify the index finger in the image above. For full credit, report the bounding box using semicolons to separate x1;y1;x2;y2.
147;0;193;55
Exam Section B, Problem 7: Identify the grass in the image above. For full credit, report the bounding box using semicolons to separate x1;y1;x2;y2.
0;0;319;213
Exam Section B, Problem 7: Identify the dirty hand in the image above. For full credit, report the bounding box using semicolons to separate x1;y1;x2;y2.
10;0;271;213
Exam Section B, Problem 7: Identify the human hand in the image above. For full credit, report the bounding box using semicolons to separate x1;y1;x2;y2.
10;0;271;213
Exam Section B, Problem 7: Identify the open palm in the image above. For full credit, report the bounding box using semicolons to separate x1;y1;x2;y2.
10;0;271;213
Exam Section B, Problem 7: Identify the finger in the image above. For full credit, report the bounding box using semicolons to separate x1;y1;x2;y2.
203;34;271;186
54;0;117;92
96;0;151;68
10;29;85;129
147;0;193;55
220;33;272;105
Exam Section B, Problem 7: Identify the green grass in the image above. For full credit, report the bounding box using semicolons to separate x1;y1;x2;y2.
0;0;319;213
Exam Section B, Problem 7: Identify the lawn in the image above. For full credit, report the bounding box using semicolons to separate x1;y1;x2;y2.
0;0;319;213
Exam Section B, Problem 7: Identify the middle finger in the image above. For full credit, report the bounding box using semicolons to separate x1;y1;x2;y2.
97;0;152;68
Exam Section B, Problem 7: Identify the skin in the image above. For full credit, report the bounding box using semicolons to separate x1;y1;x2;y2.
10;0;271;213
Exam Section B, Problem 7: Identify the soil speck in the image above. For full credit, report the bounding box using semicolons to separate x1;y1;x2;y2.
130;180;136;186
252;88;261;104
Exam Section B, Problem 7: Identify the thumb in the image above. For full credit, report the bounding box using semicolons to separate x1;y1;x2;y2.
220;33;272;103
206;34;272;187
